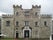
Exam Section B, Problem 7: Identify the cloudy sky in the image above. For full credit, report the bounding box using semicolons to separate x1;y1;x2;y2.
0;0;53;16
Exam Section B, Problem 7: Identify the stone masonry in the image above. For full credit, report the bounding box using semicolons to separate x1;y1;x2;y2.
1;5;52;40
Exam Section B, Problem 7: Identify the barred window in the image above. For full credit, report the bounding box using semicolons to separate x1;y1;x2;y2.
6;21;10;26
16;21;19;26
44;21;47;26
35;12;38;15
35;22;38;26
25;21;29;26
24;11;29;16
16;12;18;16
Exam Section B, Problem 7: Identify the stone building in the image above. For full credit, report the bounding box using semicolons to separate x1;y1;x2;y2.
0;17;1;38
1;5;52;40
51;20;53;40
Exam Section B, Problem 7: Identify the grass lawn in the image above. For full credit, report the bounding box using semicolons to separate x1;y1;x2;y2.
0;38;14;40
0;38;50;40
0;38;35;40
0;38;25;40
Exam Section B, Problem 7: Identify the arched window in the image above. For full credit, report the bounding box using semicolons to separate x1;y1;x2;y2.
35;12;38;15
35;22;38;26
16;21;19;26
25;21;29;26
44;21;47;26
6;21;10;26
16;12;18;16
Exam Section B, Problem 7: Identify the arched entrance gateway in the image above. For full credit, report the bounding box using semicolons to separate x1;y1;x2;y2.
52;34;53;40
23;27;32;38
16;31;19;38
24;30;29;38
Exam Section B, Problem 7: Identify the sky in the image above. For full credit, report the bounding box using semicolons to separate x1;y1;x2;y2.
0;0;53;16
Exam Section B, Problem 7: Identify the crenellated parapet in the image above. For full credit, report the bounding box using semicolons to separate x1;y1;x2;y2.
13;5;22;8
13;5;41;9
41;14;52;18
32;5;41;8
2;14;13;18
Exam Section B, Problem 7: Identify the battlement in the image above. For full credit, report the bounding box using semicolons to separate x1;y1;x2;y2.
32;5;41;8
13;5;41;9
41;14;52;18
2;14;13;18
13;5;22;8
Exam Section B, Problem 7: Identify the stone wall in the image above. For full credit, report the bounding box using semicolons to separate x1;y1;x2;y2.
1;5;52;39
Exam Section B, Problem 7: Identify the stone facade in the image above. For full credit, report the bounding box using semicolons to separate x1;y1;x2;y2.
52;20;53;34
1;5;52;40
52;20;53;40
0;17;1;34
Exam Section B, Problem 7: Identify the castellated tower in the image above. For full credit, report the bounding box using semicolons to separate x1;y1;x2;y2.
1;5;52;40
13;5;41;17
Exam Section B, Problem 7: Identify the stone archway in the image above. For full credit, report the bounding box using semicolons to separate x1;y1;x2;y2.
24;30;29;38
52;34;53;40
22;27;32;38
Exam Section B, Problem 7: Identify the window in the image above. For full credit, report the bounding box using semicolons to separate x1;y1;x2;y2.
35;22;38;26
25;13;29;16
25;11;29;13
16;21;19;26
25;21;29;26
16;12;18;16
6;21;10;26
0;33;1;34
44;21;47;26
35;12;38;15
0;32;1;38
24;11;29;16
